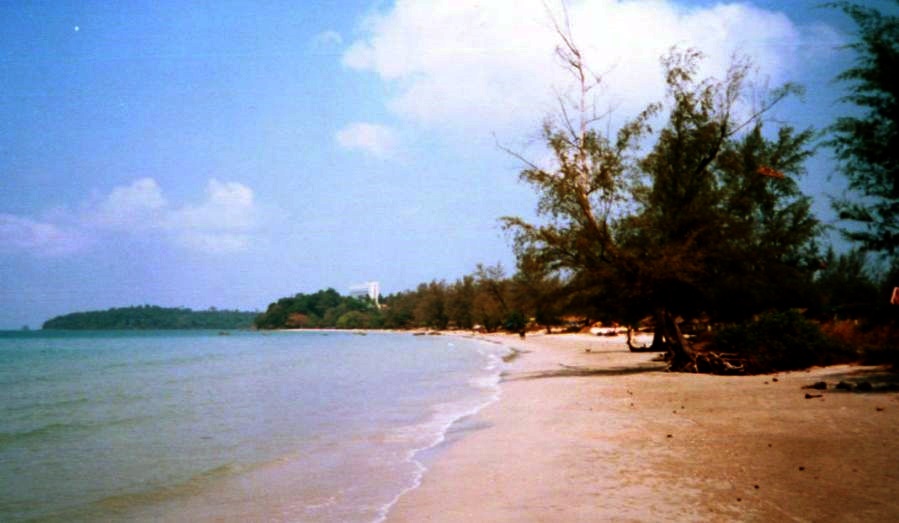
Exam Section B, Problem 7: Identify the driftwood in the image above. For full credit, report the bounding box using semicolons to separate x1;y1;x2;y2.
692;351;747;374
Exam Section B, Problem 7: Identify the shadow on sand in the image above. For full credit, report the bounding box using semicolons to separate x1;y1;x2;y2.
806;366;899;393
504;362;667;382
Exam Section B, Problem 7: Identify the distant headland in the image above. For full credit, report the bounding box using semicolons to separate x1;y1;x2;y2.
42;305;258;330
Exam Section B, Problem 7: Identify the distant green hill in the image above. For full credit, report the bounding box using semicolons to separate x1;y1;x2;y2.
42;305;258;330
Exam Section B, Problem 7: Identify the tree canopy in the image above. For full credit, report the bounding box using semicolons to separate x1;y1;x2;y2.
501;10;823;371
827;1;899;257
253;288;379;329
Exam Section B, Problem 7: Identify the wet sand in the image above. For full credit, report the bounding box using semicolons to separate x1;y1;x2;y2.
389;332;899;522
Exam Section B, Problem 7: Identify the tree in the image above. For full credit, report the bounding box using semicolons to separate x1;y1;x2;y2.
466;264;508;331
445;275;476;329
707;124;821;321
253;288;383;329
813;247;880;318
474;263;510;311
413;281;449;329
501;10;657;334
618;49;814;368
381;291;416;329
503;11;817;371
509;250;565;332
827;1;899;257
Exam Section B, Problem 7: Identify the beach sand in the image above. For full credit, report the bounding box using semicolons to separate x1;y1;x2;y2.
389;332;899;522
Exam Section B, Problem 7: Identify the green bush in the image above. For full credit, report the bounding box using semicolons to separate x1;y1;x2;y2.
503;310;527;333
711;310;853;373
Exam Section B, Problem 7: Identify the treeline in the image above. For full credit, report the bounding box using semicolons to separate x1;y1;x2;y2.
256;249;896;334
254;264;550;331
42;306;258;330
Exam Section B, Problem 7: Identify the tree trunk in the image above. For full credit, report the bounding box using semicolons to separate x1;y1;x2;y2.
665;314;690;370
626;325;661;352
646;307;698;370
663;310;699;371
648;308;668;351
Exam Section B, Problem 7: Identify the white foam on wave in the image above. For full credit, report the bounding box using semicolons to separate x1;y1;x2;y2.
372;338;508;523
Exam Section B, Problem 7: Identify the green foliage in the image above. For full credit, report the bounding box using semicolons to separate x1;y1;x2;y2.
445;275;476;330
705;125;822;320
254;288;378;329
510;251;565;328
472;263;509;330
336;310;370;329
502;310;527;333
826;1;899;256
812;247;881;318
413;281;449;329
711;311;853;373
252;263;569;333
505;44;821;349
42;306;257;330
627;51;818;323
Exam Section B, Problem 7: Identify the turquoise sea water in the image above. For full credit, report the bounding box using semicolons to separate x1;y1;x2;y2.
0;330;504;522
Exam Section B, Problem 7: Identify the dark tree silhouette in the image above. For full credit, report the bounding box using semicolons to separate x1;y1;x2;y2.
827;1;899;257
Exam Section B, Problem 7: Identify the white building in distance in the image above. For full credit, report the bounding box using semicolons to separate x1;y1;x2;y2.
349;281;380;306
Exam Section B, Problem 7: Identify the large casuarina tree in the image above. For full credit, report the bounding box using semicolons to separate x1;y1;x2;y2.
503;16;821;371
615;50;819;370
827;1;899;257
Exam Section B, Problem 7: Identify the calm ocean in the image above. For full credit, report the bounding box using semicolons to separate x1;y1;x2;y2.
0;330;505;522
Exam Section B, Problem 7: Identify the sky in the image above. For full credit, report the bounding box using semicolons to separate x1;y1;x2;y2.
0;0;892;328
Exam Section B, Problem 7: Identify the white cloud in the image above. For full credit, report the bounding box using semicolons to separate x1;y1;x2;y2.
167;179;257;252
343;0;822;138
170;179;254;231
0;214;88;256
1;178;262;257
335;122;398;157
91;177;167;229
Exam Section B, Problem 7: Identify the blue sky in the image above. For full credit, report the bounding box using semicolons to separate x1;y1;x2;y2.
0;0;891;328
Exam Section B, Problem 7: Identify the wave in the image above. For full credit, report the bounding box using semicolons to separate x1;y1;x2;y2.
0;414;149;448
100;351;228;371
31;462;247;523
2;395;90;415
96;463;245;509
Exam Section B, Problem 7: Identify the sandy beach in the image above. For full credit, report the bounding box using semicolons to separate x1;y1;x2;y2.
389;332;899;522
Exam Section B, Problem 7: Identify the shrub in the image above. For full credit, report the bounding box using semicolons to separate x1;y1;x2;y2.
821;320;899;367
711;310;854;373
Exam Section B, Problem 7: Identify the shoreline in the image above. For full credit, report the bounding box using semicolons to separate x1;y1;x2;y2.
372;333;508;523
388;332;899;522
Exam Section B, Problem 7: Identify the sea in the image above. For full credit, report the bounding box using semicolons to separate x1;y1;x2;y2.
0;330;507;522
